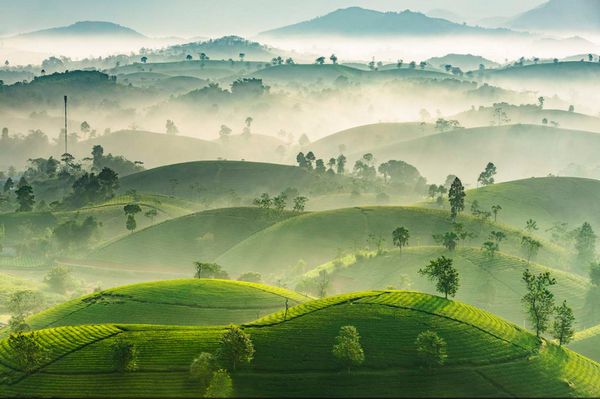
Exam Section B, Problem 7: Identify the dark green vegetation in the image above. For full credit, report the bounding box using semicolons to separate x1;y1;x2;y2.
7;279;308;333
306;246;592;328
118;160;324;201
1;291;598;397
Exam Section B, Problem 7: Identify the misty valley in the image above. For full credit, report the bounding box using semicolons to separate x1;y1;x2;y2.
1;0;600;397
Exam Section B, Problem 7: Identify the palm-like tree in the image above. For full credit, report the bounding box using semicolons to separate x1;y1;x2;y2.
392;227;410;255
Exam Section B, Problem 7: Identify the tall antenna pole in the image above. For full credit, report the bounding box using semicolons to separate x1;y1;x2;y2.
64;95;68;155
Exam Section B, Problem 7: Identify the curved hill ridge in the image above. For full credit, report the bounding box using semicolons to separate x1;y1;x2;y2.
82;205;568;276
569;324;600;363
416;177;600;242
348;124;600;184
0;291;598;397
12;279;308;333
118;160;321;199
305;246;592;328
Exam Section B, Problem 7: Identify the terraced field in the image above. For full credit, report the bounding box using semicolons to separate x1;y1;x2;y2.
5;279;309;333
0;292;598;397
306;246;592;328
416;177;600;242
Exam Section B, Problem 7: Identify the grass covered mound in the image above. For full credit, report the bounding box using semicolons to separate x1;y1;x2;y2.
568;325;600;363
0;292;598;397
85;207;299;271
118;160;321;199
15;279;309;332
215;206;567;276
416;176;600;243
307;246;592;328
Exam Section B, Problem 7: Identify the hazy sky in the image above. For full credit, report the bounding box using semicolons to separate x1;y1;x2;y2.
0;0;548;38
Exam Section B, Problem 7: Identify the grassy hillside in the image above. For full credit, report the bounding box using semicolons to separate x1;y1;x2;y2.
213;134;287;163
416;177;600;242
484;61;600;84
307;122;436;159
84;206;567;278
84;207;299;272
215;206;567;276
118;160;321;200
11;279;309;333
569;325;600;363
0;292;598;397
70;130;233;170
307;246;592;328
453;106;600;133
351;124;600;184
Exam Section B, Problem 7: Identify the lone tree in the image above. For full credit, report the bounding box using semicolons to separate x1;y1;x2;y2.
419;256;460;299
448;177;465;218
392;226;410;255
216;324;255;371
190;352;218;389
442;231;458;252
477;162;497;187
521;269;556;337
193;262;217;279
111;336;139;372
574;222;597;267
124;203;142;235
293;196;308;212
205;369;234;398
332;325;365;372
15;184;35;212
144;209;159;224
8;331;47;373
7;290;44;330
491;205;502;222
166;119;179;135
415;331;447;369
552;300;575;347
521;236;543;264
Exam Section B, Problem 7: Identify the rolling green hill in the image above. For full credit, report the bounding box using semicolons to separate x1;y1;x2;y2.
83;207;299;272
83;206;568;278
306;246;592;328
10;279;309;333
350;124;600;184
215;206;567;276
71;130;233;170
416;177;600;243
569;324;600;363
453;106;600;133
306;122;436;159
0;291;598;397
118;160;321;200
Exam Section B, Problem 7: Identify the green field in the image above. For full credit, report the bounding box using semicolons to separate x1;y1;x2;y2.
306;246;592;328
568;325;600;363
215;206;568;276
416;176;600;242
82;206;568;278
307;122;436;159
118;160;322;199
347;124;600;184
0;291;598;397
85;207;299;272
6;279;309;333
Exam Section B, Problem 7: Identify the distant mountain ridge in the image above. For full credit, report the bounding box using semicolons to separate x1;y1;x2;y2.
259;7;522;38
9;21;146;39
506;0;600;33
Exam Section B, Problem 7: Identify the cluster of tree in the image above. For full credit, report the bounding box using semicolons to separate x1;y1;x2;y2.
62;166;119;208
90;145;144;176
297;151;346;176
434;118;462;132
252;191;308;216
193;262;230;280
